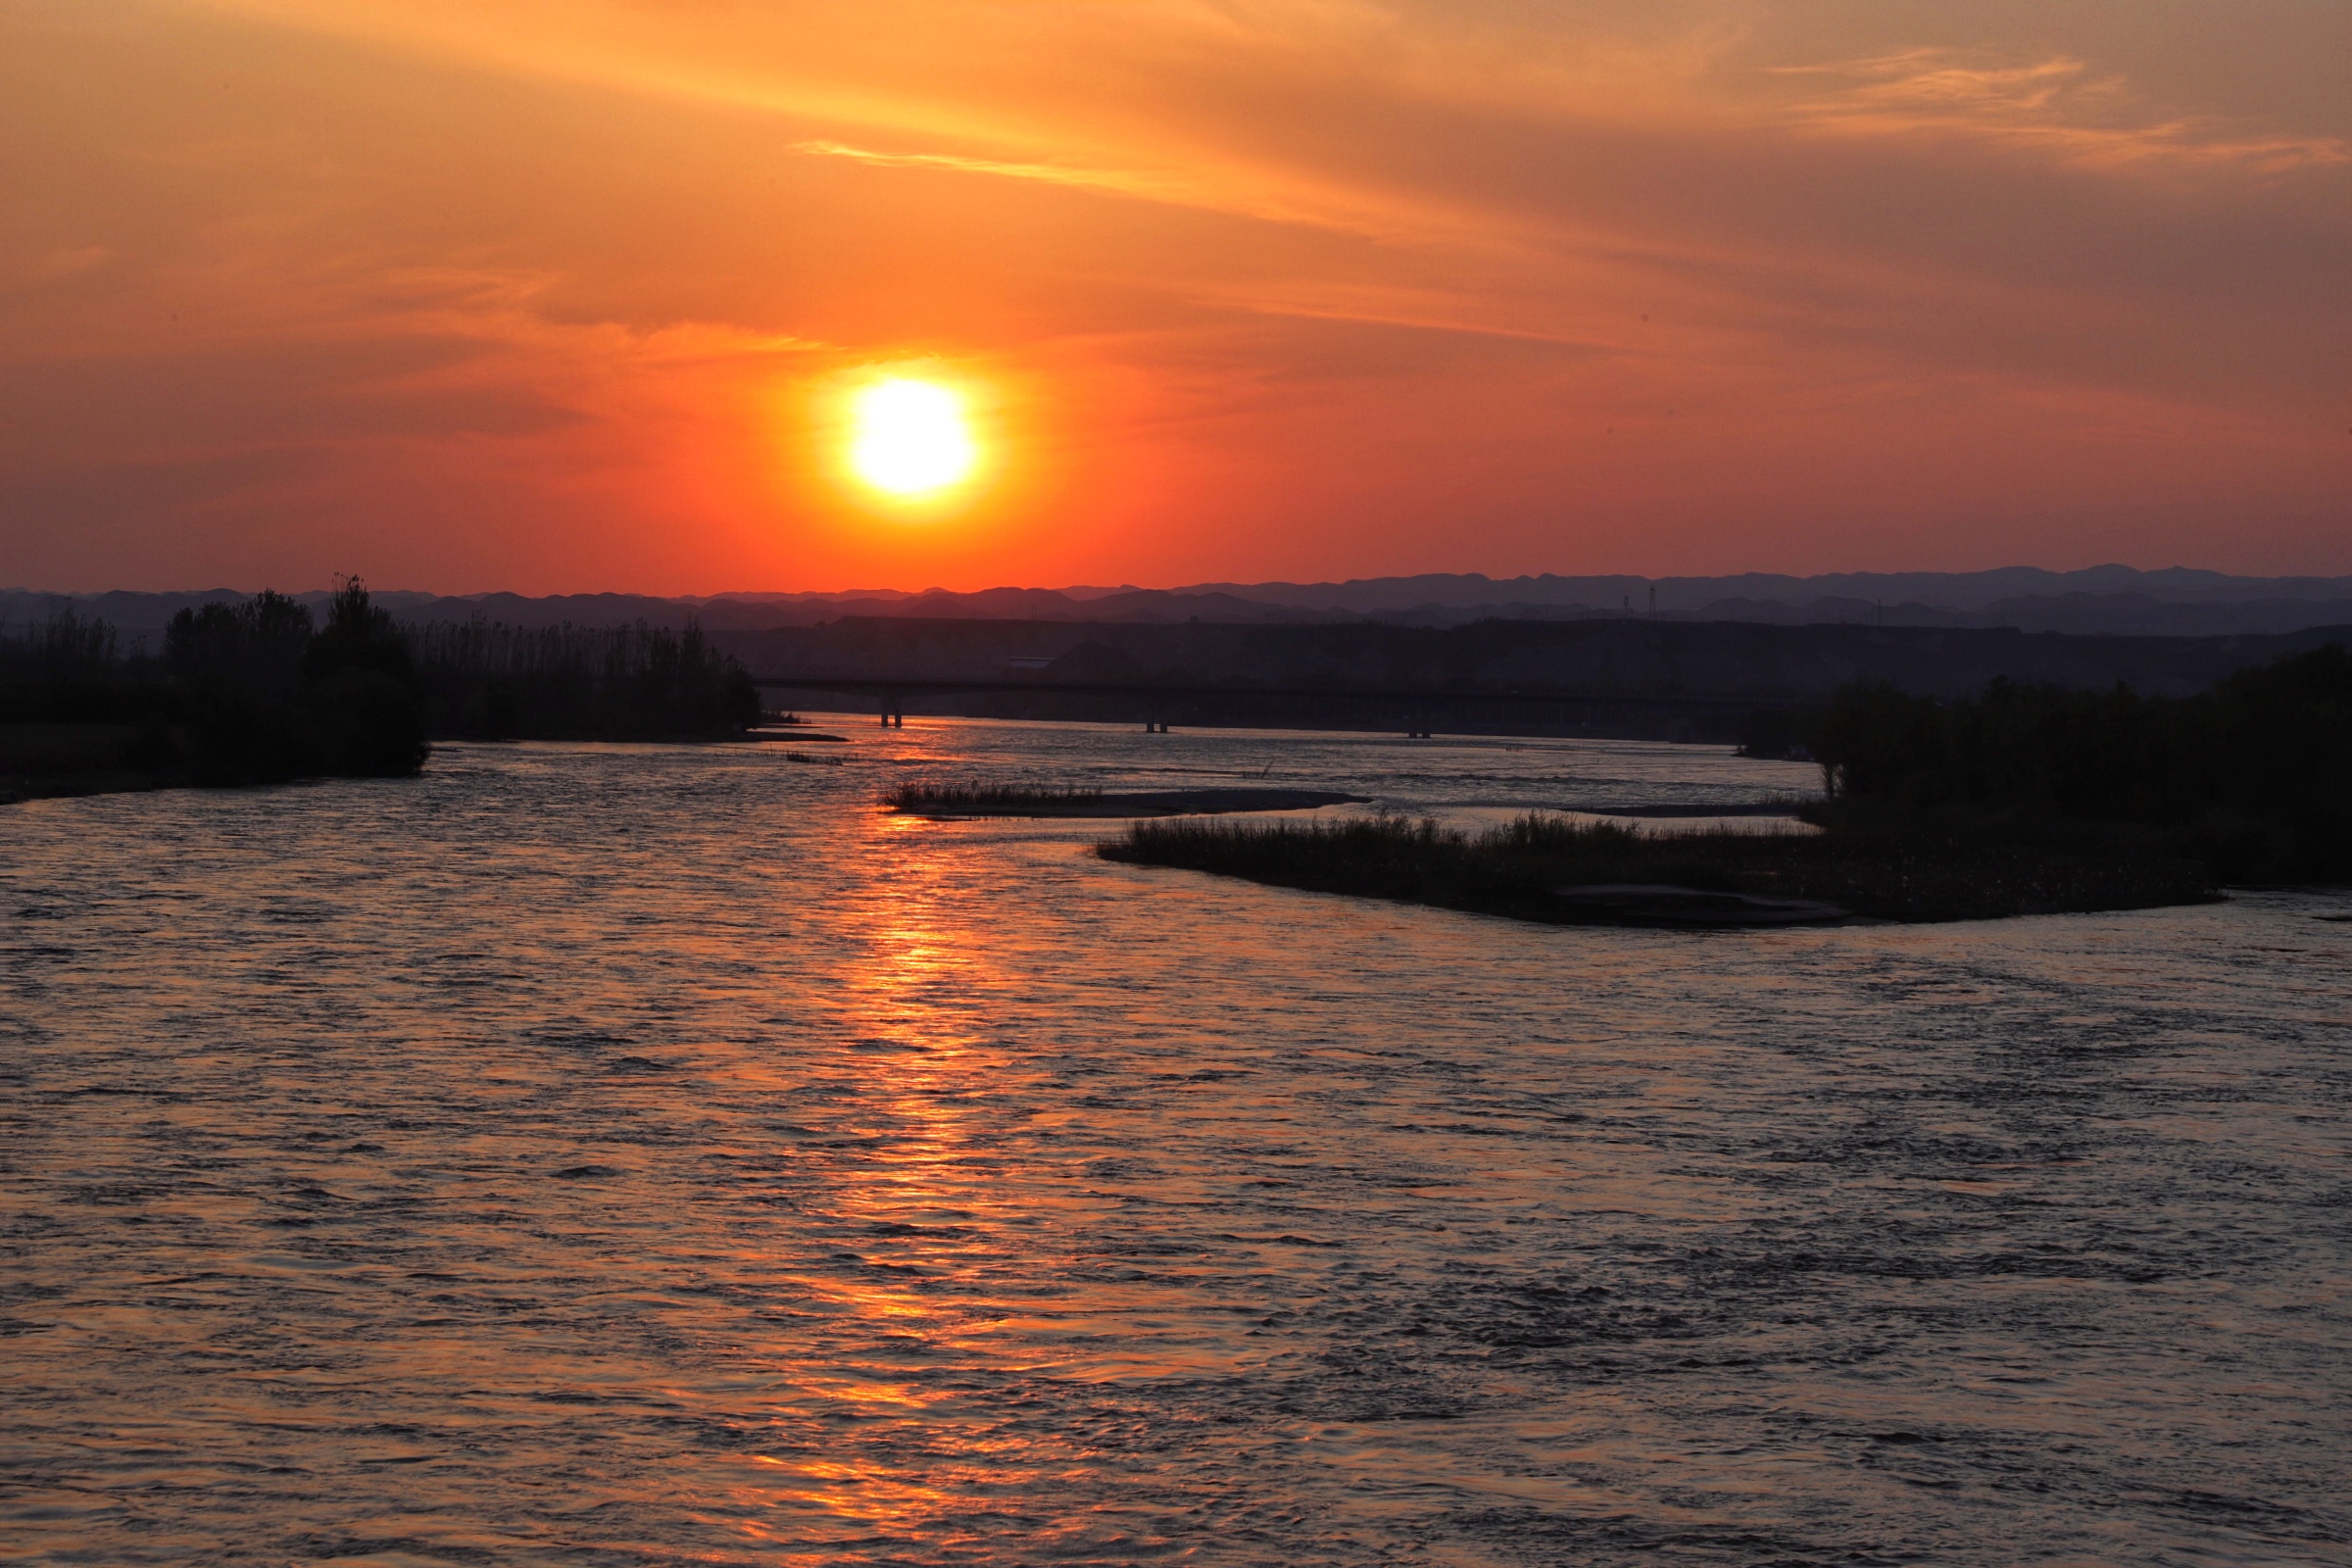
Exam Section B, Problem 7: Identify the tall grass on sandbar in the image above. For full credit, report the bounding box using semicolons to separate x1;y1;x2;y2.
1098;809;2219;924
889;780;1105;813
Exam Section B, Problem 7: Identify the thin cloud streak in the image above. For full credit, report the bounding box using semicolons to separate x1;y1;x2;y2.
791;140;1177;203
1775;49;2352;175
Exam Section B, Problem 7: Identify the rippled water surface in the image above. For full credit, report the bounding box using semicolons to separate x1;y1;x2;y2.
4;722;2348;1566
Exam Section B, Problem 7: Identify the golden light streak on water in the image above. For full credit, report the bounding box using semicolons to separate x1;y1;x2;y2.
0;722;2345;1563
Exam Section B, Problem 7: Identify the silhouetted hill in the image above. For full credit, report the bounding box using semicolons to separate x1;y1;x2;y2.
13;564;2352;643
1164;565;2352;618
715;617;2352;702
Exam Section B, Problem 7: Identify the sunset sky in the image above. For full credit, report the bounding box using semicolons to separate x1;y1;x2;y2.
5;0;2348;593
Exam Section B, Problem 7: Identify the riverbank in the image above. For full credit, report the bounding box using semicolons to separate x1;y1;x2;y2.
1097;811;2221;925
0;723;178;805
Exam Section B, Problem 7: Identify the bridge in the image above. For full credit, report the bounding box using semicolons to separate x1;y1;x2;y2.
748;671;1805;737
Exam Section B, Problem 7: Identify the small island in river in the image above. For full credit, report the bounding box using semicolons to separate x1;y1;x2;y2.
1102;645;2352;928
890;781;1368;817
1097;811;2216;927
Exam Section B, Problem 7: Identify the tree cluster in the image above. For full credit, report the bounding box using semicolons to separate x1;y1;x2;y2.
166;580;429;783
409;618;760;741
1810;645;2352;878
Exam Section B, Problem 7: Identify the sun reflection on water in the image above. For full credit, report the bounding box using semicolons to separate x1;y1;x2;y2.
747;806;1054;1544
4;732;2343;1564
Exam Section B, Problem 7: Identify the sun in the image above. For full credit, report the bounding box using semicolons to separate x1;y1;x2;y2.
848;378;978;497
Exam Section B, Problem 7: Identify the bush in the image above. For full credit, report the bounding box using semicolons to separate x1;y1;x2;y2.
301;667;429;777
180;684;308;785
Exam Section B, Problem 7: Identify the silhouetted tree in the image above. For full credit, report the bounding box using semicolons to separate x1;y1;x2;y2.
166;592;316;782
0;606;120;677
167;591;313;695
299;577;427;775
1810;646;2352;878
162;579;427;782
410;616;761;740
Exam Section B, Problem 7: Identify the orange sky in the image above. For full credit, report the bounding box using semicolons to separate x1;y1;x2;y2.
4;0;2348;593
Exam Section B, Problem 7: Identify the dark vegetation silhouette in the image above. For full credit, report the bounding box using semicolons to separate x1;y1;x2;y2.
411;619;761;741
0;606;120;676
166;580;428;783
890;781;1106;812
1105;643;2350;922
1100;809;2217;924
2;588;766;798
891;780;1365;817
0;581;428;792
0;606;172;724
0;607;177;793
1809;645;2352;880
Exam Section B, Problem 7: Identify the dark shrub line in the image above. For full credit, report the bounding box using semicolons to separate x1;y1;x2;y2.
1810;644;2352;880
411;618;760;741
890;781;1106;812
0;606;121;678
1100;809;2219;924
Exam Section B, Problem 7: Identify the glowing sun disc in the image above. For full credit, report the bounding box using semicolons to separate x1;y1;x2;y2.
849;379;977;496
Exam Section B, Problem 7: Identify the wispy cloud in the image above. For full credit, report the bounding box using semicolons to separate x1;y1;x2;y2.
777;135;1350;234
790;139;1164;201
1774;50;2350;176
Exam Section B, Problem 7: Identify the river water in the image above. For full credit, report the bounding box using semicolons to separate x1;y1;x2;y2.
3;721;2347;1566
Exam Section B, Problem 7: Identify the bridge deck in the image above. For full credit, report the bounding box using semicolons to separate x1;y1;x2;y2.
748;673;1804;710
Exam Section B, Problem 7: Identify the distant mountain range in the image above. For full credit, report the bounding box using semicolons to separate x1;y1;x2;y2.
10;565;2352;650
716;616;2352;708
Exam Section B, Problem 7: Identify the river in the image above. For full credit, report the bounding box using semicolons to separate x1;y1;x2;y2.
3;721;2347;1565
